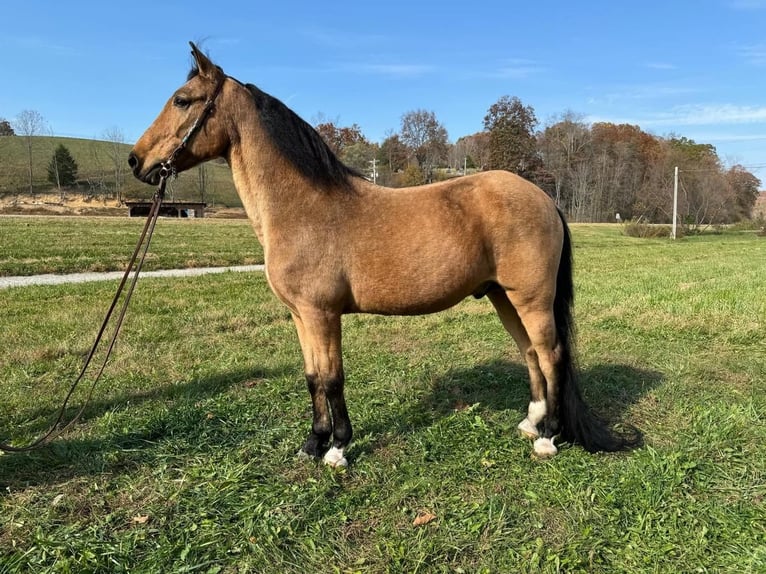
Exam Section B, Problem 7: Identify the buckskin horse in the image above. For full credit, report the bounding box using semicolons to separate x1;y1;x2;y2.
129;43;639;467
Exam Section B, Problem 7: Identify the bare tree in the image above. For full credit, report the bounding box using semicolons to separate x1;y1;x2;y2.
198;162;209;204
14;110;46;197
103;126;126;203
538;111;591;211
400;109;448;182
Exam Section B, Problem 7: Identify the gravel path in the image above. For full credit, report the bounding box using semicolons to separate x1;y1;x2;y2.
0;265;265;290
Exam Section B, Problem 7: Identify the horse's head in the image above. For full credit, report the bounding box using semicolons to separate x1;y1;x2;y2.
129;43;229;185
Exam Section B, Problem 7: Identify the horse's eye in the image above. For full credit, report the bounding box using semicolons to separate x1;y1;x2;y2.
173;96;191;109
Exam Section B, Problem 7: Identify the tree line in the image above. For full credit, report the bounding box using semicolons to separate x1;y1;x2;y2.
314;97;761;225
3;94;761;224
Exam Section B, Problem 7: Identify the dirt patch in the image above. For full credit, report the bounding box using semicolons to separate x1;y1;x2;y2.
0;192;247;218
0;192;124;216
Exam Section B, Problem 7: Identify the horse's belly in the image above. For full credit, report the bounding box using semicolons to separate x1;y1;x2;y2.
347;260;490;316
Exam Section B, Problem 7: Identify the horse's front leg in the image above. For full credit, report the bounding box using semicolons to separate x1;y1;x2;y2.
292;310;352;468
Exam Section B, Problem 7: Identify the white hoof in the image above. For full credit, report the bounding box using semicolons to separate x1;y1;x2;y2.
533;437;558;459
518;418;540;439
323;446;348;468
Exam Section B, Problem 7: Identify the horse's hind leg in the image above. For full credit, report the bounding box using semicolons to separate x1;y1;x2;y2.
487;290;547;440
511;304;563;458
291;310;351;468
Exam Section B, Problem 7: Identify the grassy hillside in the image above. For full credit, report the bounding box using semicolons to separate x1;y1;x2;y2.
0;135;241;207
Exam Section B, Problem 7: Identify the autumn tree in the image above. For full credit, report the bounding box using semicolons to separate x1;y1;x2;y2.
483;96;539;179
0;118;14;136
378;133;408;173
14;109;46;196
587;123;660;222
453;132;490;172
315;120;368;157
666;137;725;227
399;109;448;182
725;164;761;220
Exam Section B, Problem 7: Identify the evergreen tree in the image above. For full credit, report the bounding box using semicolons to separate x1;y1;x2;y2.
47;144;79;188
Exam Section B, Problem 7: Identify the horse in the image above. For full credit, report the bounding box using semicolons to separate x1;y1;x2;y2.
129;43;640;467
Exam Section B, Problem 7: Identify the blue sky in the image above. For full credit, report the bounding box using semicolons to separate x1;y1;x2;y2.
3;0;766;182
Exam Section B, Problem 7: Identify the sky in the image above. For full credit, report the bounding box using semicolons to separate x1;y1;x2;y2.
2;0;766;183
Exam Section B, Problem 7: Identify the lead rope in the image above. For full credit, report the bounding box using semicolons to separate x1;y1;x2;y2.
0;170;169;452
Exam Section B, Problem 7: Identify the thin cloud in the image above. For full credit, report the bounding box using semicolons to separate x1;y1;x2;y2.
588;104;766;129
645;62;677;70
487;58;544;79
300;27;389;50
736;43;766;66
728;0;766;10
3;35;77;55
590;83;700;106
693;132;766;142
656;104;766;126
342;63;435;78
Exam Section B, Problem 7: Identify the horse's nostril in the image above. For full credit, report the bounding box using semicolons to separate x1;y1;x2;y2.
127;153;138;169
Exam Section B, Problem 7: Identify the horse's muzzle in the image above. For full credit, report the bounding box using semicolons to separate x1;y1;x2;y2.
127;152;162;185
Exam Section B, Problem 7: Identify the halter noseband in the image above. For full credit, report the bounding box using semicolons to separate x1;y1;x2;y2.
160;73;226;181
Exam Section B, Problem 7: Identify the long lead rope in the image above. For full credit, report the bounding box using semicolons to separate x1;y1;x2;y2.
2;69;226;453
0;175;168;452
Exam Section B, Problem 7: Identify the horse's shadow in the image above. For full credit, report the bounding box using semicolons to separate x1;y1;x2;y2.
0;365;292;490
0;360;662;489
352;360;662;459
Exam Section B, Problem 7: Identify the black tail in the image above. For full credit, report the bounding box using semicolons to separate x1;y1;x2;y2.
554;209;642;452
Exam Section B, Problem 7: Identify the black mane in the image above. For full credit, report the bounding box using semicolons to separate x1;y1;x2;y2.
245;84;363;191
187;65;362;191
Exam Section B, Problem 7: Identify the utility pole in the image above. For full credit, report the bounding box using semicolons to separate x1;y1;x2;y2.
672;166;679;239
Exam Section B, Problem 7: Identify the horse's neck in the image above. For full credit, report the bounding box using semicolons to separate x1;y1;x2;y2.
226;130;320;248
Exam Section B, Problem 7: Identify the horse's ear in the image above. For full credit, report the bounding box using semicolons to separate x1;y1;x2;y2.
189;42;217;79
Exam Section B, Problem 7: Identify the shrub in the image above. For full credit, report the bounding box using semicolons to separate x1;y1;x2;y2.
622;220;683;239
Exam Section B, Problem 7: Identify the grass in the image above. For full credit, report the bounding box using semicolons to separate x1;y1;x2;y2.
0;135;240;206
0;223;764;572
0;216;263;276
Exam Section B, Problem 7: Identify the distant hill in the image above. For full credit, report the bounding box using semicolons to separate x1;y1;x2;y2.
0;135;241;207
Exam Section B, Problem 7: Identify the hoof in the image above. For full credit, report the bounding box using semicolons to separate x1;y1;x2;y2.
302;434;328;459
532;437;558;459
518;418;540;439
323;446;348;468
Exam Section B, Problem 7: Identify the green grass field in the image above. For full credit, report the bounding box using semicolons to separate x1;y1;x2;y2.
0;135;241;206
0;216;263;276
0;223;764;573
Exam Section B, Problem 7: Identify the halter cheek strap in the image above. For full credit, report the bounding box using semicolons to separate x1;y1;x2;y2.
162;74;226;178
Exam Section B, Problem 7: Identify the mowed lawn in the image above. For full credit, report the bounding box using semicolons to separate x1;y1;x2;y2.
0;216;263;276
0;220;763;573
